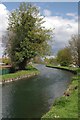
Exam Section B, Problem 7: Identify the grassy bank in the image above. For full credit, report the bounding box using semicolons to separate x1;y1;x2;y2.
42;65;79;119
0;65;39;82
46;64;78;74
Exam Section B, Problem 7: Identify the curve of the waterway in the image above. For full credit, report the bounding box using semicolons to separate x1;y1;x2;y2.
2;64;73;118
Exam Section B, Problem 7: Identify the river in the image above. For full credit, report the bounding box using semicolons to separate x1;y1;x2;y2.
2;64;73;118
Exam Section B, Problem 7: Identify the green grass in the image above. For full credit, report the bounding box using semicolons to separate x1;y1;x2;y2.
42;77;78;118
46;64;78;74
42;66;79;119
0;65;39;81
46;64;78;70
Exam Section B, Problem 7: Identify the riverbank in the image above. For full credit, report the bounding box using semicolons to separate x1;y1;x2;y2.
0;67;39;84
46;64;78;74
42;65;79;118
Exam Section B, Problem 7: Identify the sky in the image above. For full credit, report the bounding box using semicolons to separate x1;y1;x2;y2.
0;2;78;57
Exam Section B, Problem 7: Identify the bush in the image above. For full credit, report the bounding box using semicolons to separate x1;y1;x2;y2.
2;58;11;65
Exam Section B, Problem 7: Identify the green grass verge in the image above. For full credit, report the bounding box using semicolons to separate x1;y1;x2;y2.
0;65;39;81
42;80;78;118
42;66;80;119
46;64;78;74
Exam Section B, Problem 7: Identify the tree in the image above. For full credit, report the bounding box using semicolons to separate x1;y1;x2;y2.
49;58;58;65
44;57;50;64
6;3;53;70
44;57;58;65
69;34;80;67
57;47;72;66
78;35;80;67
33;56;43;64
2;57;11;65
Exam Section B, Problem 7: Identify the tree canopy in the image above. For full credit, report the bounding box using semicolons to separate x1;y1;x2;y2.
57;47;72;66
68;34;80;67
6;3;53;70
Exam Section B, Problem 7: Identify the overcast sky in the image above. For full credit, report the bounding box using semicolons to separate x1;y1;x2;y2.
0;2;78;57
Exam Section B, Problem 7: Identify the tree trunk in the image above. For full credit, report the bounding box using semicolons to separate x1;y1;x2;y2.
19;58;27;70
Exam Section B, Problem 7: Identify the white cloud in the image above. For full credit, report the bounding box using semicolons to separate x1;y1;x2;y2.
42;15;78;54
43;9;52;16
0;4;9;57
0;4;9;32
66;13;78;20
66;13;76;17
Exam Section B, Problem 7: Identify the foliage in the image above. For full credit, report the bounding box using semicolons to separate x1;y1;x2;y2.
44;57;58;65
57;47;72;66
25;64;37;70
33;56;43;64
44;57;49;64
0;58;2;63
68;34;80;67
6;3;53;70
2;57;11;65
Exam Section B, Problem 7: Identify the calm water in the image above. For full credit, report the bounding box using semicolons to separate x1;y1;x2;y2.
2;64;73;118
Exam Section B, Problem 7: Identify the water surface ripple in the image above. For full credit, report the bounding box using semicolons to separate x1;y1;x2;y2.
2;64;73;118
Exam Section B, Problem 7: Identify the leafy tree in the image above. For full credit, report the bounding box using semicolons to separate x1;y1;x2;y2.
2;58;11;65
33;56;43;64
57;47;72;66
44;57;50;64
78;35;80;67
44;57;58;65
49;58;58;65
6;3;53;70
69;34;80;67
